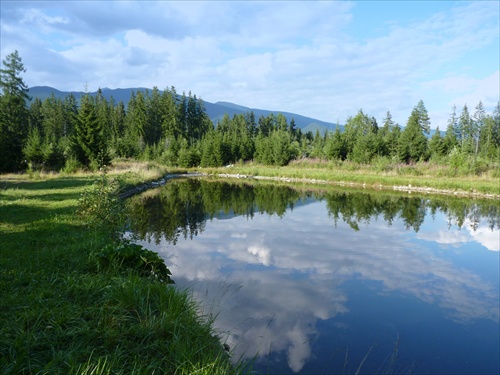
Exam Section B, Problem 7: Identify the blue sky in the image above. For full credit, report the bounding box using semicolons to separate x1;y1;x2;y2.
1;1;498;129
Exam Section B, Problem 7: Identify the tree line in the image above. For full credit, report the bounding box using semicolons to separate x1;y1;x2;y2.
1;51;499;173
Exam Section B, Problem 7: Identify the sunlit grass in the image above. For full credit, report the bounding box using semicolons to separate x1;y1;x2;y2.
202;159;500;197
0;171;243;374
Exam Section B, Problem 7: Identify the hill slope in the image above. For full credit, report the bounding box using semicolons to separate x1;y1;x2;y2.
29;86;341;133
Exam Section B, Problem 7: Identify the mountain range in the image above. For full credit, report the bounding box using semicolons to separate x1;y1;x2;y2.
28;86;341;134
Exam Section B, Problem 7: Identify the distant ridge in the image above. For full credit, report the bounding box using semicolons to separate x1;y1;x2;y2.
29;86;342;133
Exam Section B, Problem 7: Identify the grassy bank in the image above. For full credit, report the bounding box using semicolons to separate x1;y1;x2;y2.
0;165;242;374
1;158;497;373
202;159;500;198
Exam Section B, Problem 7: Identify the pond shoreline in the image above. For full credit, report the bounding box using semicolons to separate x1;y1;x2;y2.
215;173;500;199
120;171;500;200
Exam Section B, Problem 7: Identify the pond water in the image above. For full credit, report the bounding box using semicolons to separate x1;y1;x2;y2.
127;178;500;374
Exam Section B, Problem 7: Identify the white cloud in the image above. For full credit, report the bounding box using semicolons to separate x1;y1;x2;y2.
450;71;500;110
1;1;498;127
247;245;272;266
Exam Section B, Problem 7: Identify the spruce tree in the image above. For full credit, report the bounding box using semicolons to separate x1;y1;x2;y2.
444;106;459;154
472;101;485;155
74;94;109;169
428;126;446;159
398;103;429;163
458;104;473;153
0;50;30;171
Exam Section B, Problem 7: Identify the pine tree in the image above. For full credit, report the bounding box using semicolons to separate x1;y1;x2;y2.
29;98;44;134
343;109;372;159
74;94;109;169
161;86;180;139
458;104;473;153
415;100;430;134
23;126;44;166
428;126;446;159
244;111;256;137
0;50;30;171
41;94;64;144
478;102;500;160
444;105;459;154
398;103;429;163
63;94;79;138
145;86;163;146
324;127;346;160
472;101;485;155
110;100;126;147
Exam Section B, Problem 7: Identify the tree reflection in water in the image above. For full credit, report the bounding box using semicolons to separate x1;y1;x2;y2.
127;178;499;243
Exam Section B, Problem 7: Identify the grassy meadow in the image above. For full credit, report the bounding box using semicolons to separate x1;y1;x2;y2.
0;163;244;374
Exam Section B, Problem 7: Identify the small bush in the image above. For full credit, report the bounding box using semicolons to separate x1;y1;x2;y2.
372;156;393;173
343;161;360;171
77;171;125;237
96;241;174;284
62;156;82;174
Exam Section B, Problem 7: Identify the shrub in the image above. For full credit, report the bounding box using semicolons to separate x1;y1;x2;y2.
62;156;82;174
372;156;394;173
96;241;174;284
77;171;125;238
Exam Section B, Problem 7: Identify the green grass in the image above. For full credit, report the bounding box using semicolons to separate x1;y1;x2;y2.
202;159;500;198
0;171;243;374
1;158;496;373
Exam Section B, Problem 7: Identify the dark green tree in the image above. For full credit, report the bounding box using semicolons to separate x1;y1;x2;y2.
458;104;473;153
29;97;44;133
478;102;500;160
41;94;64;144
200;130;225;167
23;126;44;166
109;99;126;149
63;94;79;138
472;101;485;155
244;111;256;137
271;130;292;166
428;126;446;159
443;105;459;154
398;102;429;162
0;50;30;171
95;88;111;146
145;86;163;146
324;127;346;160
414;100;430;134
74;94;109;169
257;114;274;137
343;109;373;159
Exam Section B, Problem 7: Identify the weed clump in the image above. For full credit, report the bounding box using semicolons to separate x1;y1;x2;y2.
77;170;125;238
96;241;174;284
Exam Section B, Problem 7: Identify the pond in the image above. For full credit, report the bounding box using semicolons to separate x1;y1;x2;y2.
127;178;500;374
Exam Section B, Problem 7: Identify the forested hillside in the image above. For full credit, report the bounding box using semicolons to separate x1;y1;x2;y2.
28;86;340;134
1;51;499;174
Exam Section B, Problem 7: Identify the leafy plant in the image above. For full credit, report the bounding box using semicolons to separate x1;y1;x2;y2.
96;241;174;284
77;170;125;238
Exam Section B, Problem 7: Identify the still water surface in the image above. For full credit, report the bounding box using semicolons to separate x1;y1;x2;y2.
128;179;499;374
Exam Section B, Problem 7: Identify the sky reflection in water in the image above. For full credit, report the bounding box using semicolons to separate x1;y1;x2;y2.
130;181;499;374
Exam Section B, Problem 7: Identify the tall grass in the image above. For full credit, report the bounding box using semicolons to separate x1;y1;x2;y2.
203;159;499;197
0;170;243;374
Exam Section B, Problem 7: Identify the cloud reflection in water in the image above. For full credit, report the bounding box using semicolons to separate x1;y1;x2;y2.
138;199;499;372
